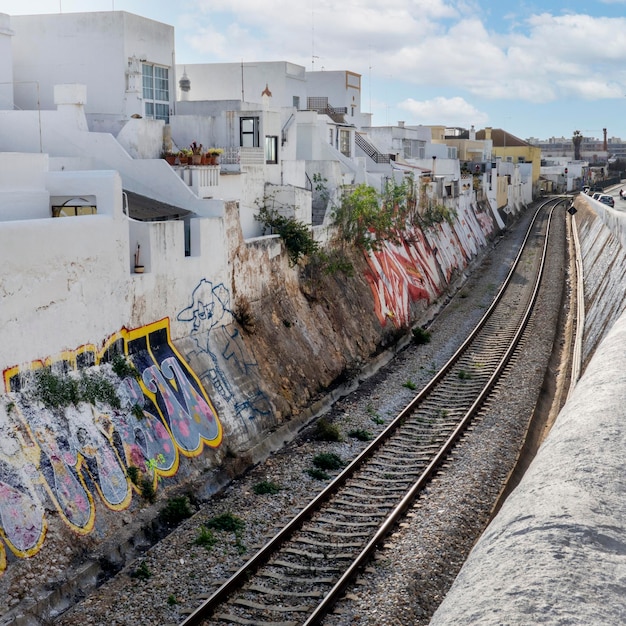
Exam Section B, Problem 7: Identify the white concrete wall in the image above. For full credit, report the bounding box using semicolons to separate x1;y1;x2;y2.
306;70;361;117
0;169;131;368
430;309;626;626
0;13;14;111
0;146;239;372
175;61;307;107
10;12;175;133
0;98;224;220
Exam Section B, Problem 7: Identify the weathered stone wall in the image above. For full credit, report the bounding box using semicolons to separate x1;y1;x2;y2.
0;193;502;619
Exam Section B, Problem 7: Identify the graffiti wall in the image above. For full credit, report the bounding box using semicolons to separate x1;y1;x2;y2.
176;279;272;434
365;203;497;327
0;319;222;575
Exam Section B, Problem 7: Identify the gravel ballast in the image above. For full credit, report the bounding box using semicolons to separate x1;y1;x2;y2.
54;203;568;626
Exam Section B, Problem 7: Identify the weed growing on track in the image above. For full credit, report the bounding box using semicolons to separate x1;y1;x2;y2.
130;561;152;580
348;428;373;441
306;468;330;480
194;526;217;550
312;452;344;470
253;480;281;495
313;418;343;442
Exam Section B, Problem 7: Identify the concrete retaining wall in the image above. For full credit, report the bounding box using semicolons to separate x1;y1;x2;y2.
429;196;626;624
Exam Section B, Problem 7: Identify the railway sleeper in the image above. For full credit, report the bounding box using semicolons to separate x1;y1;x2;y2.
257;572;336;585
282;547;354;560
292;536;365;549
246;583;325;598
215;611;298;625
267;559;341;573
315;516;379;528
304;526;372;538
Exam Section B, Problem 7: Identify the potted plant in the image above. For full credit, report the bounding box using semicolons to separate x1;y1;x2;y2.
190;141;203;165
161;150;177;166
177;149;191;165
206;147;223;165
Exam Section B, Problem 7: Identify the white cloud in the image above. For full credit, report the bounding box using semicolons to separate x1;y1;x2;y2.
398;96;489;127
182;3;626;106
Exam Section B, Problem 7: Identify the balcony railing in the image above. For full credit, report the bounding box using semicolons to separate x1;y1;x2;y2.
355;133;390;163
175;164;220;197
220;146;264;167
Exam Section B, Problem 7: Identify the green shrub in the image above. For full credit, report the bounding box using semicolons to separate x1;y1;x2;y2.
140;477;156;503
79;371;120;408
313;418;342;442
33;368;79;408
31;367;121;409
348;429;373;441
412;326;431;345
403;380;417;390
111;354;138;379
306;468;330;480
255;206;319;265
130;561;152;580
160;496;193;526
252;480;281;495
206;512;245;534
127;465;140;486
194;525;217;550
312;452;344;471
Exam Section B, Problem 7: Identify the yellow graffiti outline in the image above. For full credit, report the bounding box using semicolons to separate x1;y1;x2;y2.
2;318;222;525
0;514;48;559
91;409;139;506
0;540;5;574
24;420;97;537
142;320;223;459
0;403;48;560
73;406;134;512
100;321;182;480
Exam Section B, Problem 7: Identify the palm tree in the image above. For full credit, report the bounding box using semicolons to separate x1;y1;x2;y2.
572;130;583;161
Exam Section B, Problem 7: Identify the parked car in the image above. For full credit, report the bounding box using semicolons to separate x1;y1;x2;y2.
582;186;591;194
592;192;602;200
598;194;615;208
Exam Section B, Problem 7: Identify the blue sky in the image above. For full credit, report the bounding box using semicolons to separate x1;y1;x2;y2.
3;0;626;142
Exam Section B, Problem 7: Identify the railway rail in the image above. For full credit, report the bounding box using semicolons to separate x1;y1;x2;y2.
179;199;563;626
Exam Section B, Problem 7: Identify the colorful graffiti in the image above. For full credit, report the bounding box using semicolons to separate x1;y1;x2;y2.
0;319;222;574
365;203;496;327
177;279;271;427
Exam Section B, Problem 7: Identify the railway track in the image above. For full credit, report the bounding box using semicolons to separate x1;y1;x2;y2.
179;199;563;626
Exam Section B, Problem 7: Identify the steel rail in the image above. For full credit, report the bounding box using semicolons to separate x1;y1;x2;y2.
303;200;558;625
178;199;559;626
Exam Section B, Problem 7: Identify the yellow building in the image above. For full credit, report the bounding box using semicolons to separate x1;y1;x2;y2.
429;125;491;162
476;127;542;190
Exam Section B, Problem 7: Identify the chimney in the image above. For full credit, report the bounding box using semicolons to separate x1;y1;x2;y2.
603;128;607;152
484;126;492;140
398;121;405;128
469;125;476;140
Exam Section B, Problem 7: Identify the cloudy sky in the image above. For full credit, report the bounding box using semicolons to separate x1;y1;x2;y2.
3;0;626;141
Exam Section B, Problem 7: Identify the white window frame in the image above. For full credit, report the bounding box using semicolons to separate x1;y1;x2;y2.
142;63;169;122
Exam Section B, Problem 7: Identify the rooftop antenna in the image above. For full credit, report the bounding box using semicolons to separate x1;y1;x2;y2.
241;59;244;101
311;5;315;70
368;46;372;114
